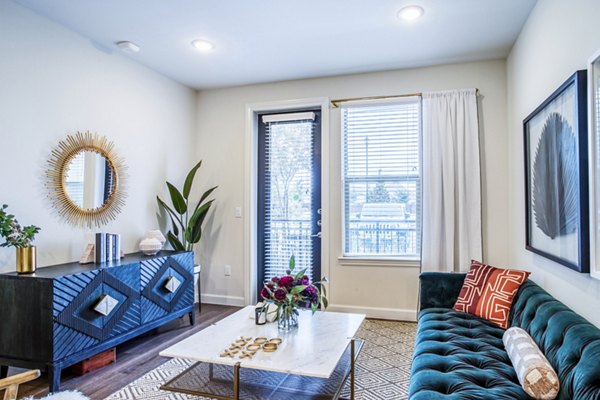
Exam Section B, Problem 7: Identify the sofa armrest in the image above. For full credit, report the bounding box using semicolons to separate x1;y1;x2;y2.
419;272;466;311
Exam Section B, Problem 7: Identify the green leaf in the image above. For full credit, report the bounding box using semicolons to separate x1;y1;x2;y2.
289;255;295;271
290;285;307;295
185;200;214;245
198;185;218;205
192;186;218;215
183;161;202;200
166;182;187;214
157;196;183;230
167;231;185;251
169;215;179;236
294;268;307;280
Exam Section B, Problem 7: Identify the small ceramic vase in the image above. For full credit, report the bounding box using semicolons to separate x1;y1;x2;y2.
146;230;166;247
139;237;162;255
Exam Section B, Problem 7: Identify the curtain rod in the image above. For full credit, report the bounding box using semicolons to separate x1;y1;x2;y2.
330;89;479;108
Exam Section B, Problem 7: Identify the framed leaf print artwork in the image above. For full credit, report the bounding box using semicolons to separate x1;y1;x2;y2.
588;50;600;280
523;70;589;273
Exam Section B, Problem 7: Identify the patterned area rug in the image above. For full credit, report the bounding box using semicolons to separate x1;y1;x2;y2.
104;319;416;400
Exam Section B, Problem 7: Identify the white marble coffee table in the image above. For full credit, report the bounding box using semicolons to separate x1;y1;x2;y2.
159;306;366;400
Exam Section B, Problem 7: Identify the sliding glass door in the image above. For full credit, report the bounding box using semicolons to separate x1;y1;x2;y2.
257;110;322;297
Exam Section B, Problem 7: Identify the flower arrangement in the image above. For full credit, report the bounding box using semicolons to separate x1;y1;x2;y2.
261;256;328;330
0;204;40;248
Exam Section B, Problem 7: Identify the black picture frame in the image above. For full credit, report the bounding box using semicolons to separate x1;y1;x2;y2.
523;70;589;273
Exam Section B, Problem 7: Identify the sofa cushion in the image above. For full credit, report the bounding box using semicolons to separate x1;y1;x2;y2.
475;266;529;328
409;308;529;399
453;260;495;314
453;260;529;328
503;327;559;399
509;281;600;400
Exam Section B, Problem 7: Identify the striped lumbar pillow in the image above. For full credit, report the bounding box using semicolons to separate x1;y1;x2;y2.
503;327;560;399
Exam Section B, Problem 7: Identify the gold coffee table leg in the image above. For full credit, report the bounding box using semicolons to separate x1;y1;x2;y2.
233;362;241;400
350;339;355;400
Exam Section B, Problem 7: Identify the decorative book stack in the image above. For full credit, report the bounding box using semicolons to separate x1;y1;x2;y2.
95;233;122;263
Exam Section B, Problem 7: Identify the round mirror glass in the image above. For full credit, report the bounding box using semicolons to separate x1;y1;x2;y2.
64;150;116;210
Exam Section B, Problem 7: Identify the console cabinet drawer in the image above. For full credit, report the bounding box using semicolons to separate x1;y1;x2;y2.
140;252;194;324
53;263;141;359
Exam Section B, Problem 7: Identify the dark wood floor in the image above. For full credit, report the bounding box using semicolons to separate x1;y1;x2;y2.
10;304;241;400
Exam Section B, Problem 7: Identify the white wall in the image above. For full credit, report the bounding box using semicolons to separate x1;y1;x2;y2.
0;1;197;272
196;60;508;318
507;0;600;327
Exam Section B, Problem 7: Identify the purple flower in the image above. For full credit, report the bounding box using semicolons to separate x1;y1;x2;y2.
274;288;287;302
301;275;310;285
302;285;317;302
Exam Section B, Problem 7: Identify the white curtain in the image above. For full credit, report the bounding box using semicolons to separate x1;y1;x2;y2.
421;89;482;272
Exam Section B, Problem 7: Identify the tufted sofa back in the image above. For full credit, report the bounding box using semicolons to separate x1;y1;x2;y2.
509;280;600;399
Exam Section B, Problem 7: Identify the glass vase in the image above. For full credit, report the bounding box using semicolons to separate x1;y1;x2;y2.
278;304;299;331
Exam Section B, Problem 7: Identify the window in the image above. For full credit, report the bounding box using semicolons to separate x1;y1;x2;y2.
342;98;421;258
64;152;85;206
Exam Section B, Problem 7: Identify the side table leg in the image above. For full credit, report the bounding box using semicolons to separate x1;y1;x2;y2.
0;365;8;378
350;339;355;400
48;364;61;393
233;362;241;400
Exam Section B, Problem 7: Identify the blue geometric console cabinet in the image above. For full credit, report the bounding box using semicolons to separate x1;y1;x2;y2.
0;251;195;392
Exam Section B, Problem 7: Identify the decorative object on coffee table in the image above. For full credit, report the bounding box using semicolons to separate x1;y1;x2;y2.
156;160;217;252
260;255;328;331
523;70;589;272
45;131;127;229
0;204;40;274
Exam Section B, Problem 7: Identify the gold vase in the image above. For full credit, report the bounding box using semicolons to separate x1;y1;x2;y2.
16;246;36;274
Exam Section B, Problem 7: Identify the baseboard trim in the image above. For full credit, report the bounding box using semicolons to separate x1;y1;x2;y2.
201;293;246;307
327;304;417;322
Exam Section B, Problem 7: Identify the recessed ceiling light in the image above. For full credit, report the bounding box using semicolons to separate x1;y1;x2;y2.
398;5;424;21
191;39;215;52
115;41;140;53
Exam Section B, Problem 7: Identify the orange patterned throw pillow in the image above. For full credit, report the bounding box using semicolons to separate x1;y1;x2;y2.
453;260;530;329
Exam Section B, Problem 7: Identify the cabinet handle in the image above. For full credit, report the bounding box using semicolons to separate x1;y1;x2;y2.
93;294;119;316
164;276;181;293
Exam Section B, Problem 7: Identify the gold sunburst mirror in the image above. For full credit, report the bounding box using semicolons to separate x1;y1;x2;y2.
46;131;127;228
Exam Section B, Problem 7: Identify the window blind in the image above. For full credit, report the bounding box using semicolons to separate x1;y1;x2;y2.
260;115;318;283
342;99;421;257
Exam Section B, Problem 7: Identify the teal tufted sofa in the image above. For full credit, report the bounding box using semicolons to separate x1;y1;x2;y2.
408;272;600;399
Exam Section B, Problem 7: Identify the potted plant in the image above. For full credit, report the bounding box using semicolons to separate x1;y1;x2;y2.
0;204;41;274
157;161;217;252
261;256;328;331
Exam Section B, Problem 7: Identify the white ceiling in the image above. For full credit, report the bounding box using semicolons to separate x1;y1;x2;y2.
15;0;536;89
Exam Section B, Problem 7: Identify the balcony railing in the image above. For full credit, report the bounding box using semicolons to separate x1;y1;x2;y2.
346;219;418;256
264;219;419;272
